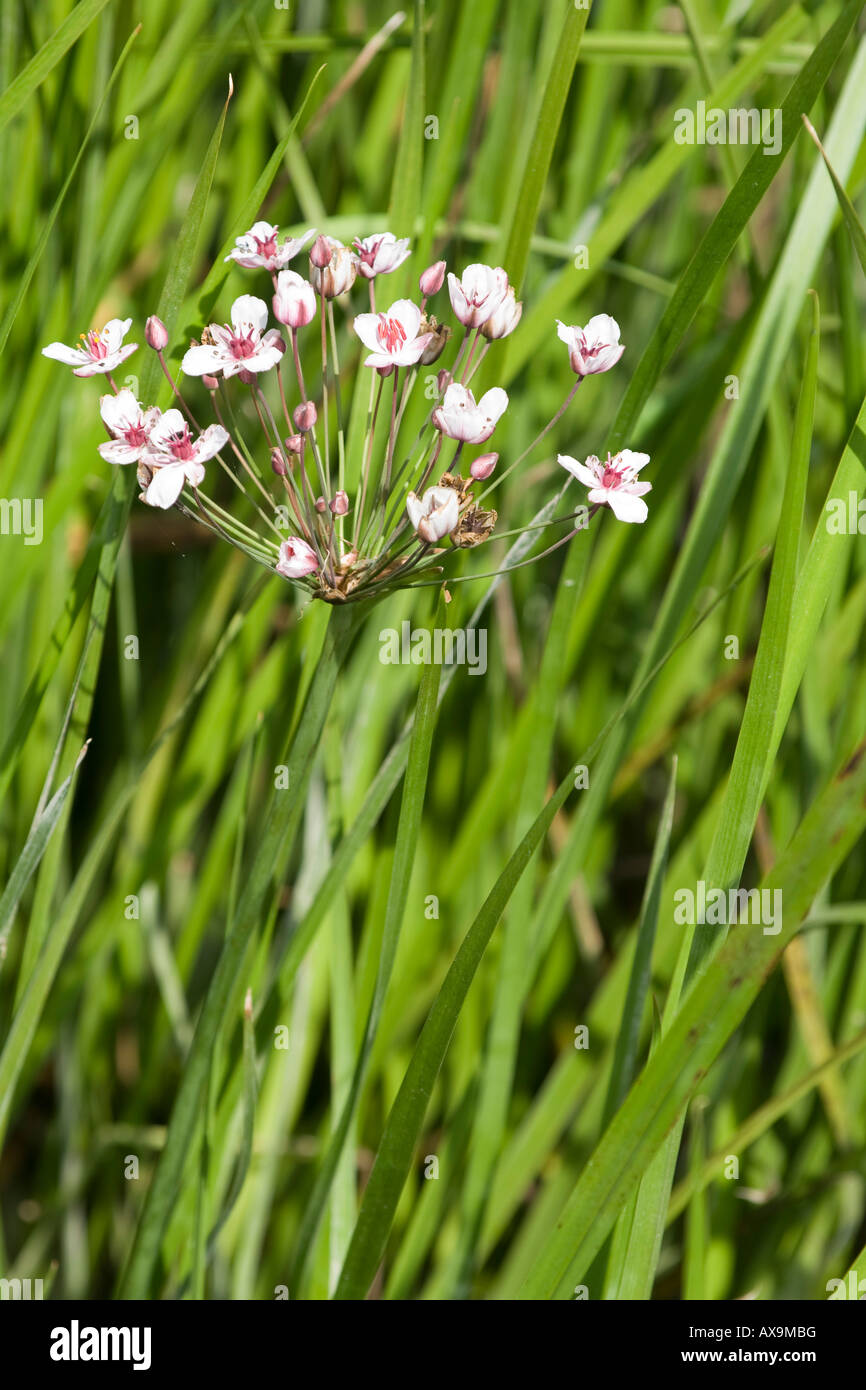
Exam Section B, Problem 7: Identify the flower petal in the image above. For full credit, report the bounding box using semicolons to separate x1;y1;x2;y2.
231;294;269;335
145;465;186;509
606;489;648;523
182;344;225;376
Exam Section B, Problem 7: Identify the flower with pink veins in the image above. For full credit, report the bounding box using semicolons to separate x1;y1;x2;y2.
98;389;161;465
432;382;508;444
138;409;228;508
556;314;624;376
181;296;285;378
276;536;319;579
42;318;137;377
559;449;651;523
447;263;509;328
224;222;316;272
353;299;433;369
406;485;460;544
353;233;411;280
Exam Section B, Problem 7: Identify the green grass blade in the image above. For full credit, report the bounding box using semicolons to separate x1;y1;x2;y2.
0;0;113;136
518;734;866;1298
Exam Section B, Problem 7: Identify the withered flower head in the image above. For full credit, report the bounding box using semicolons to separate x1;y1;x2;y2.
452;503;498;549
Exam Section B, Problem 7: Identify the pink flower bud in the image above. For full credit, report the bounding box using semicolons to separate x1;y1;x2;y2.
310;234;332;268
145;315;168;351
419;261;446;297
315;496;327;514
202;375;219;390
273;270;316;329
271;448;287;476
309;238;358;298
470;451;498;481
437;369;452;395
276;536;319;579
285;433;304;454
329;490;349;516
237;367;256;385
293;401;318;431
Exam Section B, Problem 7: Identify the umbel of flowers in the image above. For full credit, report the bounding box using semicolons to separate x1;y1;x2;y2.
43;221;651;602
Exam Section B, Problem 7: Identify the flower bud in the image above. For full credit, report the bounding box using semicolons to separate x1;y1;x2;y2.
309;238;358;298
237;367;256;386
273;270;317;329
310;234;332;268
271;448;288;476
329;490;349;516
145;315;168;351
315;496;327;514
285;433;304;454
437;369;453;395
202;374;219;391
419;260;446;297
480;286;523;341
470;451;498;481
293;401;318;432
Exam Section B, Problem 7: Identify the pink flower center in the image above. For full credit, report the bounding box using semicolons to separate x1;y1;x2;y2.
255;233;279;261
83;330;108;360
124;420;148;447
600;455;623;489
376;315;406;354
227;328;258;360
165;428;195;461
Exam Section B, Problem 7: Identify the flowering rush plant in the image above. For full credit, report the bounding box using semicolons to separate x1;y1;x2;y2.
43;222;651;603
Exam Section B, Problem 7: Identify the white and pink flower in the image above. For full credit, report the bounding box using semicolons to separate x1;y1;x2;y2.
432;382;508;444
138;409;228;508
181;296;285;378
481;285;523;341
276;536;319;578
224;222;316;273
98;389;161;465
556;314;624;376
447;264;509;328
559;449;651;523
353;299;433;369
42;318;137;377
406;485;460;544
273;269;317;329
309;237;358;298
354;233;411;280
